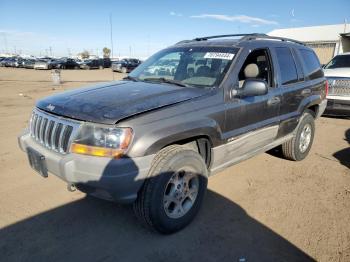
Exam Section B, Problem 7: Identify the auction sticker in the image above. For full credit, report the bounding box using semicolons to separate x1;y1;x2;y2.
204;52;235;60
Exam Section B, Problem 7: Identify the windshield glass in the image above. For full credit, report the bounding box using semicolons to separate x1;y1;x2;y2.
324;55;350;69
129;46;238;88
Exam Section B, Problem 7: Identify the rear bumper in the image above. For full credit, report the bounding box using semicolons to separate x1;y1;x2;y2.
317;99;328;118
18;130;154;204
324;96;350;116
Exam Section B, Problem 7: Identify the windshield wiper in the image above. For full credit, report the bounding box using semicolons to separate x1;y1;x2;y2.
123;75;139;82
143;77;188;87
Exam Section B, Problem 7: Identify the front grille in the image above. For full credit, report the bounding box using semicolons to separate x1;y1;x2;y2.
328;78;350;96
29;109;80;154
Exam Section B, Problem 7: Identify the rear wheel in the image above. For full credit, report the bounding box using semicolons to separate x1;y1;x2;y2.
281;110;315;161
133;145;208;234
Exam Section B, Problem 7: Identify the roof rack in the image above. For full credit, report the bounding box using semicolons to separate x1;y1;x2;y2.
176;33;305;46
241;34;305;46
193;33;260;41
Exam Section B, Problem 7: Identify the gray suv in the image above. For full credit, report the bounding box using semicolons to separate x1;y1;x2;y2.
18;34;327;233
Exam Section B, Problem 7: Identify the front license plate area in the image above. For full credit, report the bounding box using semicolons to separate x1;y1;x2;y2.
27;147;48;178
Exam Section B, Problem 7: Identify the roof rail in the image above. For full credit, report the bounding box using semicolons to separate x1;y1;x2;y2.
241;34;305;46
193;33;260;41
176;33;305;46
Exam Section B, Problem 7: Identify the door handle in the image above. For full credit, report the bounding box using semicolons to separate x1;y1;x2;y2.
301;88;311;95
267;96;281;106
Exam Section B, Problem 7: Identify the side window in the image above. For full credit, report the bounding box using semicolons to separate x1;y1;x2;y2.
275;47;298;85
298;49;323;80
238;48;273;88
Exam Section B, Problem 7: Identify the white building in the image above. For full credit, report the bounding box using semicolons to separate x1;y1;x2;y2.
269;24;350;64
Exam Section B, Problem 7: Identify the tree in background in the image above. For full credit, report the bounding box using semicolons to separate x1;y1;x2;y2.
103;47;111;58
80;50;90;59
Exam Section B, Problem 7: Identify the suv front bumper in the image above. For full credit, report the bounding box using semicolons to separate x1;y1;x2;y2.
18;130;154;204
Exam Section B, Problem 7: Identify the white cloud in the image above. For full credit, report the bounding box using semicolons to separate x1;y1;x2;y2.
190;14;278;25
169;11;182;17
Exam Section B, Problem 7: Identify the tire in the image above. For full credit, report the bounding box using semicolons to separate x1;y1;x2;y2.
99;65;104;69
133;145;208;234
281;110;315;161
74;65;79;70
121;67;127;74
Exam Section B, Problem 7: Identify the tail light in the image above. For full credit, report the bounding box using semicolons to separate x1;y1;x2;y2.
325;80;329;96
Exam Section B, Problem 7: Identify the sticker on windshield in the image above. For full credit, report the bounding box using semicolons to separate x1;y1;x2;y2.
204;52;235;60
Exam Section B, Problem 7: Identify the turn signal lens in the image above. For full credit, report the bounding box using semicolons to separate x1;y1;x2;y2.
70;143;124;158
325;80;329;96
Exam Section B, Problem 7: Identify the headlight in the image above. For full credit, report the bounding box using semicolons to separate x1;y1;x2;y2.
70;124;133;158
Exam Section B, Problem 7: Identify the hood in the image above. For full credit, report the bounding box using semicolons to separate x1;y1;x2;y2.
324;68;350;78
36;81;210;124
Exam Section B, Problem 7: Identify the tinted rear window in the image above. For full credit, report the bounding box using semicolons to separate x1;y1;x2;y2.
299;49;322;79
275;47;298;85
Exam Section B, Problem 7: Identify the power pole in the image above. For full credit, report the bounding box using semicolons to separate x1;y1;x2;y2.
109;13;114;59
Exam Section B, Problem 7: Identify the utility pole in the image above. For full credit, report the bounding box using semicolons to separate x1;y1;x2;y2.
109;13;114;59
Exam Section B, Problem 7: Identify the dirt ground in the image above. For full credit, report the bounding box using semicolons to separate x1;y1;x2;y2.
0;67;349;262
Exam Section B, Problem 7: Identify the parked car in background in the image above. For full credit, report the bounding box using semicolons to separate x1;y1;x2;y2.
323;53;350;116
98;58;111;68
34;59;55;70
80;59;100;69
18;33;327;234
52;58;80;69
13;57;25;68
23;59;37;69
0;57;16;67
111;58;141;73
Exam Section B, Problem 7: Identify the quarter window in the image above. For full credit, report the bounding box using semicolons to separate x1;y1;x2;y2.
299;49;322;79
275;47;298;85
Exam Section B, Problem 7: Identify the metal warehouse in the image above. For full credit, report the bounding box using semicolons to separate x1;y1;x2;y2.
269;23;350;64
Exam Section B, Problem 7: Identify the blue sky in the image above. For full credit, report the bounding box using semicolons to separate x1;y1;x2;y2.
1;0;349;58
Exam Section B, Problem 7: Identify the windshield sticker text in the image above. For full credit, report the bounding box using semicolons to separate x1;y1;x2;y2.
204;52;235;60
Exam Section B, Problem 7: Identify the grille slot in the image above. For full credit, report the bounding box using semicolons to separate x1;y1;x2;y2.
29;109;79;154
328;79;350;96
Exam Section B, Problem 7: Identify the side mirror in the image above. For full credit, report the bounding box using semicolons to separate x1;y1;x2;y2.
231;79;268;98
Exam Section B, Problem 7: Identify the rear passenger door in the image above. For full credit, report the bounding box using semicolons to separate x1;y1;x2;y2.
272;46;306;137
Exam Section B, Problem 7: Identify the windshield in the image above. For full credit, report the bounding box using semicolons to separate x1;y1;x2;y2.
129;46;238;88
324;55;350;69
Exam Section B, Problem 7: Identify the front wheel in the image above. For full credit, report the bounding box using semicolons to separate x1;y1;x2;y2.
133;145;208;234
281;110;315;161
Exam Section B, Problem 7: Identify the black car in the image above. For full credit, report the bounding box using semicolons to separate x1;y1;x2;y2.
80;59;100;69
51;58;80;69
111;58;141;73
19;33;327;234
99;58;111;68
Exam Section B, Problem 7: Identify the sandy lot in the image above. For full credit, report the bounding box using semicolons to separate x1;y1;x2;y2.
0;67;349;262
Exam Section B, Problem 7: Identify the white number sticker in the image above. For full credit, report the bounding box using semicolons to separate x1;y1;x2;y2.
204;52;235;60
